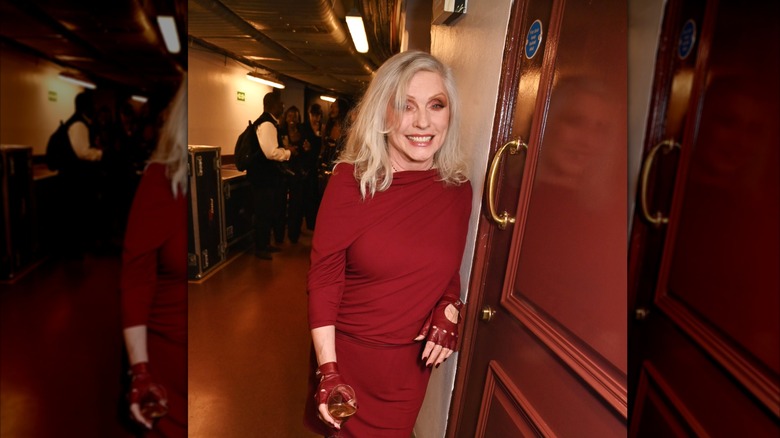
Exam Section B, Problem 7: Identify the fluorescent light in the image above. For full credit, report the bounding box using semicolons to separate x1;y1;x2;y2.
246;72;285;89
246;56;284;62
131;95;148;103
346;9;369;53
320;95;336;103
58;72;96;89
157;16;181;54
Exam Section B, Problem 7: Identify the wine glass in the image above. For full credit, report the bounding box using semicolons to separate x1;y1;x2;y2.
139;383;169;421
327;384;357;437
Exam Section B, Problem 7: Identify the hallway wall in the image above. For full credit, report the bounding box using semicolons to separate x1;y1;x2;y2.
415;1;514;436
0;44;83;155
187;46;309;156
628;0;666;231
187;47;275;155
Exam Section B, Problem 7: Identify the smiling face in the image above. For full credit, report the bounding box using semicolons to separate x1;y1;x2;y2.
286;109;299;125
329;100;339;119
386;71;450;171
309;110;321;126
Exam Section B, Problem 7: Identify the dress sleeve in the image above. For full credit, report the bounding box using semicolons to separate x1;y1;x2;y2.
441;270;462;303
307;164;359;329
120;164;175;328
441;182;472;304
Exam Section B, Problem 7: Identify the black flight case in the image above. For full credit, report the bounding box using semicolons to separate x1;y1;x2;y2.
187;145;225;280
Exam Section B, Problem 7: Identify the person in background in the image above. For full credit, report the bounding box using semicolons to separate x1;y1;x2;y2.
247;91;297;259
94;104;128;253
304;50;472;437
279;105;307;243
317;97;352;196
121;75;188;438
110;102;146;245
55;90;103;258
300;103;323;230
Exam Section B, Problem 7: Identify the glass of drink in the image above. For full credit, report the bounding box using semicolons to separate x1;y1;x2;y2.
140;383;169;421
327;384;357;437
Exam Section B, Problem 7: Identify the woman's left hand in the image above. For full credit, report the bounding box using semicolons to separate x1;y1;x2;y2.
414;299;464;367
127;362;167;429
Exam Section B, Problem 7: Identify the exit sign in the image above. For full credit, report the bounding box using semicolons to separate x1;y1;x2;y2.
237;91;246;101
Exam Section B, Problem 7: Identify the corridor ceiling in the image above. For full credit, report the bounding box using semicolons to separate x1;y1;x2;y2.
187;0;401;97
0;1;399;97
0;0;187;93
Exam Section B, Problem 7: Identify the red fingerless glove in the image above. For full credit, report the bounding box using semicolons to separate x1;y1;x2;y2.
417;298;465;351
315;362;347;405
129;362;168;419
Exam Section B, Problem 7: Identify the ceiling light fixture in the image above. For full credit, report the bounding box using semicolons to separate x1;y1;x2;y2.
131;95;149;103
58;72;96;90
346;8;369;53
157;16;181;54
246;72;285;89
246;56;284;62
320;95;336;102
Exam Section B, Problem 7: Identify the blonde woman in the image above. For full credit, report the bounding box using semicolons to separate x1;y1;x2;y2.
121;76;187;437
305;51;471;437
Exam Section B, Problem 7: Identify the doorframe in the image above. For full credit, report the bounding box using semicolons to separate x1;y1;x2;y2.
446;0;566;434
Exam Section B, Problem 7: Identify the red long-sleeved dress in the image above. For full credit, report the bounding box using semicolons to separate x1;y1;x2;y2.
305;163;471;437
121;163;187;438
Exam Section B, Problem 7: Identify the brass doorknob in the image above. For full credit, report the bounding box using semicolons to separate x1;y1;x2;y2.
486;139;527;230
480;305;496;322
639;139;680;227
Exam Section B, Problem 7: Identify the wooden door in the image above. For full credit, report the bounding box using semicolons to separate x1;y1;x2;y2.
628;0;779;435
449;0;628;436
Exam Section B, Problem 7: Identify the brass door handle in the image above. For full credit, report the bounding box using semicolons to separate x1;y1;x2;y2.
639;139;680;227
480;305;496;322
486;139;528;230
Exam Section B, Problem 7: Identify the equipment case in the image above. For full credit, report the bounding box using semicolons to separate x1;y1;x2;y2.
187;145;225;280
0;145;35;280
221;167;254;250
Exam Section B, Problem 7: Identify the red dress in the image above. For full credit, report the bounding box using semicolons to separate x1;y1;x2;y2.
306;163;471;437
121;163;187;437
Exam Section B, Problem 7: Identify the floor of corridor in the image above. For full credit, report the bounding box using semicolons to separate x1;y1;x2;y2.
0;232;319;437
188;232;319;438
0;252;135;437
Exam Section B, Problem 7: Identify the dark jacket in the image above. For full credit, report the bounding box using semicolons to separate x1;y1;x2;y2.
246;112;284;186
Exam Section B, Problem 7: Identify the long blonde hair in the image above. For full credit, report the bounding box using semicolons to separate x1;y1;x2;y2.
339;51;468;199
149;74;188;198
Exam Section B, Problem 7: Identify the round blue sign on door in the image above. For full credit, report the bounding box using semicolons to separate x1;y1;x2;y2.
678;19;697;60
525;20;543;59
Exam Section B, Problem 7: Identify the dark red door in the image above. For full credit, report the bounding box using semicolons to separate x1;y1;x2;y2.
628;0;779;434
449;0;628;436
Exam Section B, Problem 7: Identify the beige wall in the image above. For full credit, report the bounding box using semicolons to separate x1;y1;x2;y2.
628;0;665;232
413;0;514;436
187;47;275;154
0;44;83;155
187;46;310;156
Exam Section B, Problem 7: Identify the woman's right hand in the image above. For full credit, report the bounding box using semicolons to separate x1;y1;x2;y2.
315;361;349;430
415;298;465;367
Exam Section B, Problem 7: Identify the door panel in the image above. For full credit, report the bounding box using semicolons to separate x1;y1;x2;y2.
477;361;554;437
630;364;701;437
629;0;780;434
450;0;627;435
